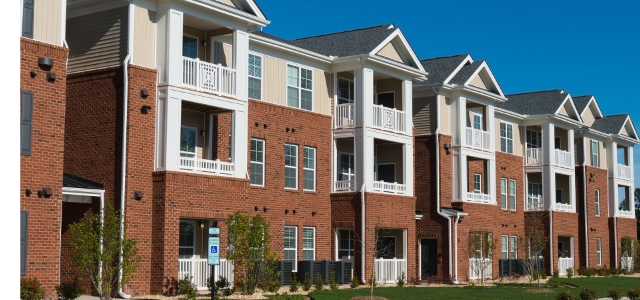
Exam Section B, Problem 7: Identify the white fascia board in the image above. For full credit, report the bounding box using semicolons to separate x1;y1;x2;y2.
612;134;640;146
494;107;525;121
442;55;473;85
365;55;428;79
184;0;269;28
237;0;267;21
452;84;507;103
580;96;605;119
580;128;610;140
620;115;639;140
462;61;505;97
555;95;583;123
62;187;105;197
248;34;332;63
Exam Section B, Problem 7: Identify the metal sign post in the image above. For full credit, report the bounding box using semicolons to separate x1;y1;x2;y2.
208;225;220;300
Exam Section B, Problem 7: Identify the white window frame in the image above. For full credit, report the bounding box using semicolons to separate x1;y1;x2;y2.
595;189;600;216
510;236;517;259
596;238;602;265
337;77;355;104
302;227;315;261
180;125;198;158
286;63;313;111
501;235;508;259
472;112;483;130
509;179;517;211
375;91;396;108
500;122;514;154
591;140;600;167
375;163;396;182
337;228;354;260
250;138;265;186
500;178;508;210
526;129;541;149
179;220;196;259
528;182;542;208
303;147;316;191
338;152;355;181
284;144;298;189
182;34;199;59
474;173;482;193
284;226;298;272
248;52;263;100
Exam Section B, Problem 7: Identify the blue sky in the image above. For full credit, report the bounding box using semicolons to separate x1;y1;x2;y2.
257;0;640;186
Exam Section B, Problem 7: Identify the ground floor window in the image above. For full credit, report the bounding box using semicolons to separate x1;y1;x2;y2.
179;221;195;258
338;229;354;259
303;227;315;260
284;226;297;271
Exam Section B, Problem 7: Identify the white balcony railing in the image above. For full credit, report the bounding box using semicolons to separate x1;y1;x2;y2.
616;164;632;180
465;127;491;151
526;148;542;166
182;57;236;97
553;149;572;168
466;192;491;204
178;258;234;290
372;181;406;194
374;258;406;284
179;157;234;176
618;210;634;218
554;203;574;212
558;257;574;276
469;258;492;280
526;201;545;211
372;104;406;134
334;180;355;192
334;103;355;129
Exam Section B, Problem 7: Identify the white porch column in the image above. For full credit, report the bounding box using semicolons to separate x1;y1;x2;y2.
568;129;575;166
233;30;249;101
354;68;374;128
354;131;375;190
543;167;554;210
165;96;182;171
163;9;183;86
402;80;412;134
542;123;554;166
459;154;468;201
569;175;576;212
607;141;617;177
488;158;497;204
456;97;467;146
231;108;248;178
486;106;496;152
629;146;634;184
403;143;414;196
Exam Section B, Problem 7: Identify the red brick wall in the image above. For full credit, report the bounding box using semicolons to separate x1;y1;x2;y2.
576;166;610;268
20;37;69;299
211;113;232;161
551;211;580;271
60;201;100;294
615;217;637;267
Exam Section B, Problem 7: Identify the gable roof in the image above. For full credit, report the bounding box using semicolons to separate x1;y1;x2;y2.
590;114;637;137
416;54;469;86
572;95;592;114
449;60;484;85
498;89;570;115
287;24;397;58
63;173;104;190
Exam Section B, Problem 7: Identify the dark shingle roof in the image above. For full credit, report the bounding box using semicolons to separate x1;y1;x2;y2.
286;24;397;57
590;114;629;135
572;95;593;114
63;173;104;190
497;89;569;115
449;60;485;85
416;54;468;85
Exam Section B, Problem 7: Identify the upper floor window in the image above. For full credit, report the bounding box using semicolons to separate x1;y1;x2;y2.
338;153;355;181
474;173;482;193
591;140;600;167
248;54;262;100
500;178;508;210
472;113;483;130
180;126;197;158
527;129;541;149
595;189;600;216
303;147;316;191
250;139;265;186
338;78;354;104
284;144;298;189
500;122;513;154
287;65;313;111
183;35;198;59
509;179;517;211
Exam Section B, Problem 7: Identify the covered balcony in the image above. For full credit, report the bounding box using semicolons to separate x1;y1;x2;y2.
463;104;491;151
615;145;633;181
524;126;573;168
557;236;574;276
374;228;407;284
460;157;492;204
616;185;634;218
526;173;544;211
553;173;574;212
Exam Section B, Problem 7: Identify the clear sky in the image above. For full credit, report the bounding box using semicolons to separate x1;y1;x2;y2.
257;0;640;186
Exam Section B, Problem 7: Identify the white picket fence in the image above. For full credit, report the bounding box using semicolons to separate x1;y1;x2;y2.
558;257;574;276
334;104;355;128
178;258;234;290
469;258;492;280
374;258;406;284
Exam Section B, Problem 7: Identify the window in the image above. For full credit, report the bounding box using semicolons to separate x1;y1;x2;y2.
183;35;198;59
337;78;354;104
180;126;197;158
303;147;316;191
303;227;315;260
250;139;264;186
556;189;562;204
474;174;482;193
338;229;354;259
500;122;514;153
376;237;396;259
526;129;541;149
500;178;508;210
528;183;541;209
472;232;492;258
501;235;508;259
510;180;517;211
21;91;33;155
248;53;262;100
554;137;561;150
284;144;298;189
591;140;600;167
473;113;483;130
338;153;355;181
596;238;602;265
22;0;34;38
179;221;195;258
595;189;600;216
510;236;517;259
284;226;297;271
287;64;313;111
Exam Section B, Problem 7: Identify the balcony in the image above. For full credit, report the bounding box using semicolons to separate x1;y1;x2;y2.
552;149;572;168
372;104;406;134
334;103;355;129
526;148;542;166
465;127;491;151
526;201;544;211
374;258;406;284
182;57;236;97
179;156;234;176
466;192;491;204
618;210;634;218
334;180;355;192
372;181;406;194
558;257;574;276
616;164;632;181
555;203;574;212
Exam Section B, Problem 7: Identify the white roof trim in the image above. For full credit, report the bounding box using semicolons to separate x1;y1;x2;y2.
619;115;639;140
62;187;105;197
462;61;505;97
555;95;583;123
237;0;267;21
248;33;333;62
368;28;425;72
578;96;604;119
442;55;473;85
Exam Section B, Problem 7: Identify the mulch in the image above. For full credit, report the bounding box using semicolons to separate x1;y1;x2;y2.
524;288;556;294
350;296;388;300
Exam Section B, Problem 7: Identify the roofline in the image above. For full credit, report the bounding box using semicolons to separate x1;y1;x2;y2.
450;84;507;102
189;0;270;27
494;107;525;120
575;95;604;119
442;55;473;85
419;54;469;62
612;133;640;145
292;24;394;41
249;33;333;62
575;127;610;139
368;28;425;73
462;61;505;98
620;115;639;141
505;89;565;97
242;0;268;21
366;54;428;77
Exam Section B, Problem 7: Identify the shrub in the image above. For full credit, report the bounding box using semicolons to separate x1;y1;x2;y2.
579;288;597;300
56;278;83;300
177;276;197;300
261;276;282;293
627;288;640;300
313;274;324;291
597;266;611;277
289;273;299;293
302;272;311;291
532;269;540;280
541;268;548;279
567;268;574;278
328;271;339;290
556;291;578;300
207;276;233;297
608;288;621;300
21;278;46;300
553;268;559;278
577;267;586;276
397;271;406;287
350;276;359;289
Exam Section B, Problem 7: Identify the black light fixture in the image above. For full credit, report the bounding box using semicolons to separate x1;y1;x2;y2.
590;172;595;178
46;72;57;82
255;122;260;127
38;57;54;68
29;71;36;78
285;209;289;214
134;190;144;200
514;224;517;228
312;211;317;216
263;206;269;212
141;105;152;114
140;89;149;98
286;127;290;132
443;143;451;155
263;124;268;129
201;41;207;46
254;206;259;211
292;209;297;214
38;187;53;198
291;128;296;133
25;189;32;196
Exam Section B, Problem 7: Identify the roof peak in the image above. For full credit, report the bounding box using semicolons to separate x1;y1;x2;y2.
292;24;394;41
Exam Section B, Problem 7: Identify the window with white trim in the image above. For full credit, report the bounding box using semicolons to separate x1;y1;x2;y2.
338;229;354;259
303;147;316;191
303;227;315;260
500;178;508;210
287;64;313;111
284;226;297;271
337;78;354;104
474;173;482;193
183;35;198;59
500;122;514;154
248;53;262;100
250;139;264;186
473;113;483;130
338;153;355;181
501;235;508;259
180;126;197;158
528;182;542;209
596;238;602;265
595;189;600;216
510;179;517;211
591;140;600;167
284;144;298;189
510;236;517;259
179;221;195;258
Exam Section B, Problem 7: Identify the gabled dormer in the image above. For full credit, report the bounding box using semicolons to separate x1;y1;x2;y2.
214;0;268;20
573;95;604;127
555;94;582;123
447;60;505;97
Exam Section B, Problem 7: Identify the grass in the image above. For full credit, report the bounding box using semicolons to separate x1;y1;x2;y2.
308;277;640;300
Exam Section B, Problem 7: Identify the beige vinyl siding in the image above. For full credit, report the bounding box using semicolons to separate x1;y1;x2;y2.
581;106;596;127
574;137;585;165
313;70;332;115
33;0;63;46
413;96;437;136
440;97;451;135
375;143;404;184
336;139;354;154
586;138;607;168
132;6;156;69
469;74;488;90
375;78;403;110
558;104;568;116
181;110;205;159
376;42;404;63
620;125;629;136
183;25;207;61
213;42;233;67
495;119;522;156
555;175;571;204
67;6;129;73
262;55;286;106
216;0;238;7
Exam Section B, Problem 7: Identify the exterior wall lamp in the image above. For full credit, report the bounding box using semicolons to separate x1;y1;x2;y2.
443;143;451;155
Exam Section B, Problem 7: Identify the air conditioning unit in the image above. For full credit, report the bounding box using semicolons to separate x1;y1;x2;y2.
277;261;293;285
297;260;322;282
333;261;353;284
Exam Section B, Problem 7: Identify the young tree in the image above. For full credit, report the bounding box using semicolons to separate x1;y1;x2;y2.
68;204;140;300
518;211;548;289
353;225;397;299
226;211;279;295
467;231;497;286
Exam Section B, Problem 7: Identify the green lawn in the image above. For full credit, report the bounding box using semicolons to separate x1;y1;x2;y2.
308;277;640;300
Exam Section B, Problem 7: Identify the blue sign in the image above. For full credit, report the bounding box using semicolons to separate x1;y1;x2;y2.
209;227;220;235
208;237;220;265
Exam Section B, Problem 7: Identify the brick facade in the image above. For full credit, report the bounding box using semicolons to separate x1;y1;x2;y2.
576;166;611;268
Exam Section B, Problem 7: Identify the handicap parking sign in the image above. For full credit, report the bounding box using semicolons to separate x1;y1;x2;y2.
210;245;218;254
208;237;220;265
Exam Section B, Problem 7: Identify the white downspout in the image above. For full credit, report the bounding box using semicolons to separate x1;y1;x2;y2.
118;53;132;299
583;164;589;267
453;213;461;284
549;210;553;274
614;217;618;268
361;183;367;284
99;191;105;292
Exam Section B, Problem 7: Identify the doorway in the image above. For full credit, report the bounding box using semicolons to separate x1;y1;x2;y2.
421;239;437;279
